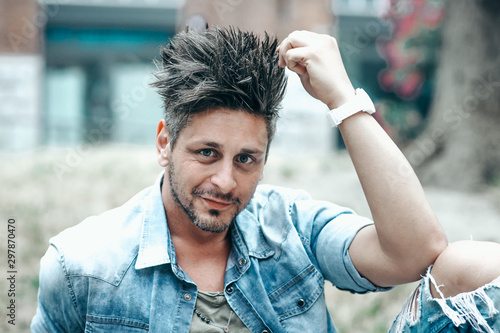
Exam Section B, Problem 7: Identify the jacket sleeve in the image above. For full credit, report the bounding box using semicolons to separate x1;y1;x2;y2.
292;196;392;294
31;245;85;333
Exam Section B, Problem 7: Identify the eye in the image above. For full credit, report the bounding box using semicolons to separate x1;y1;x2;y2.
199;149;214;157
237;154;253;164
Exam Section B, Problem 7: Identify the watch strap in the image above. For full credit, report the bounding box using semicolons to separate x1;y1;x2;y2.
327;88;376;127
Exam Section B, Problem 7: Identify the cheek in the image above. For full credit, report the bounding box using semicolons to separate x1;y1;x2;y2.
179;162;213;188
238;175;261;201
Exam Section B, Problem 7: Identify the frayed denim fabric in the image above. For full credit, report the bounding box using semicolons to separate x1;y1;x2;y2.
391;267;500;333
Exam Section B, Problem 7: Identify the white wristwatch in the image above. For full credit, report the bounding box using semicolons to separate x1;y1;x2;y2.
326;88;376;127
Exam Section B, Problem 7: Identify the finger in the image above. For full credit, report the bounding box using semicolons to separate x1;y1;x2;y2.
277;31;310;67
281;47;310;75
277;39;294;68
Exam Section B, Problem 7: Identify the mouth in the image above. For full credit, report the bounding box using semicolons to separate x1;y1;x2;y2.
201;197;233;210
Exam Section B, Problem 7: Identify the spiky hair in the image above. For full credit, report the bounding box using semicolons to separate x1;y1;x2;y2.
151;26;287;150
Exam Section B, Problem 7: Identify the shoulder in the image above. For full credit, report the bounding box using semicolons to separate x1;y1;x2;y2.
49;186;152;284
245;184;314;231
247;184;312;210
242;184;352;243
242;184;361;250
247;184;352;223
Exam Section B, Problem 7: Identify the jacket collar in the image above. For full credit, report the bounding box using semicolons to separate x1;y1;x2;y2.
135;172;173;270
234;209;275;260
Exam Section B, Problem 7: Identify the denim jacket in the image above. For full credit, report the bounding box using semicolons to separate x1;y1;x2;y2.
31;172;385;333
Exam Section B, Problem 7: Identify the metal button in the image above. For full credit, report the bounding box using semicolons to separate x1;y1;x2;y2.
238;258;247;266
225;285;234;294
262;330;269;333
297;298;305;307
184;293;192;301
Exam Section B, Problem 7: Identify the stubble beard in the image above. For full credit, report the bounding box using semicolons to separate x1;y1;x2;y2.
168;159;242;233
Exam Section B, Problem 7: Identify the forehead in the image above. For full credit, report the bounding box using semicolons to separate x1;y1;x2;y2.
179;108;269;149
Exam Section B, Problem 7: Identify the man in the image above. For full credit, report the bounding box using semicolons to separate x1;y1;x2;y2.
32;27;500;332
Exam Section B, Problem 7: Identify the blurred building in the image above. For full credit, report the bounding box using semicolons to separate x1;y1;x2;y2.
1;0;390;153
1;0;180;152
183;0;333;40
334;0;391;91
0;0;42;151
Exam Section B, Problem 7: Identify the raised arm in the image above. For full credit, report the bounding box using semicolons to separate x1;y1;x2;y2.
277;30;448;287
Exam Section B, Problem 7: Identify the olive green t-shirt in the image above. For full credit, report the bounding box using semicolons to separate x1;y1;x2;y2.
189;290;252;333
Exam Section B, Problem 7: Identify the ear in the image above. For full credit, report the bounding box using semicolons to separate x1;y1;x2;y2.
156;119;171;167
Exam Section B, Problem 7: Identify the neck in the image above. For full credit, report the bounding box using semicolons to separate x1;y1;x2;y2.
161;178;232;292
167;212;232;292
168;214;232;253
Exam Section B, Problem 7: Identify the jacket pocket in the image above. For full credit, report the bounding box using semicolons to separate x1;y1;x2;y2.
268;264;324;321
85;315;149;332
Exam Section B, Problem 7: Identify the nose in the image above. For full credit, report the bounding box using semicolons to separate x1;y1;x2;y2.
210;160;237;194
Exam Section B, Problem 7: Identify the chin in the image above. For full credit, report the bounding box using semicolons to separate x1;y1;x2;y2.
192;210;235;233
193;219;232;233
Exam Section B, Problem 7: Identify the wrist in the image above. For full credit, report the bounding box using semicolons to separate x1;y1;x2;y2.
325;88;356;110
326;88;376;127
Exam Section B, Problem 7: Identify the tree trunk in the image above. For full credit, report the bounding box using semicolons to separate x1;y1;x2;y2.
405;0;500;191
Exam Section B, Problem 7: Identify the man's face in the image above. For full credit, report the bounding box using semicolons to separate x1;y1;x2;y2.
159;108;268;233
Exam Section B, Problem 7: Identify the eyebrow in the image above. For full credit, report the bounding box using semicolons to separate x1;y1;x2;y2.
196;141;265;156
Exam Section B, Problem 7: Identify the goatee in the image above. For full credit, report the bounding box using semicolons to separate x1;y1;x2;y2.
168;159;241;233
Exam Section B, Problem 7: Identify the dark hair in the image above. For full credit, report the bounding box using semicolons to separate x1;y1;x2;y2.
151;26;287;151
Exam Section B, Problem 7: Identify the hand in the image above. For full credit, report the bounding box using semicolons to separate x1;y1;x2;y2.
277;31;355;109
